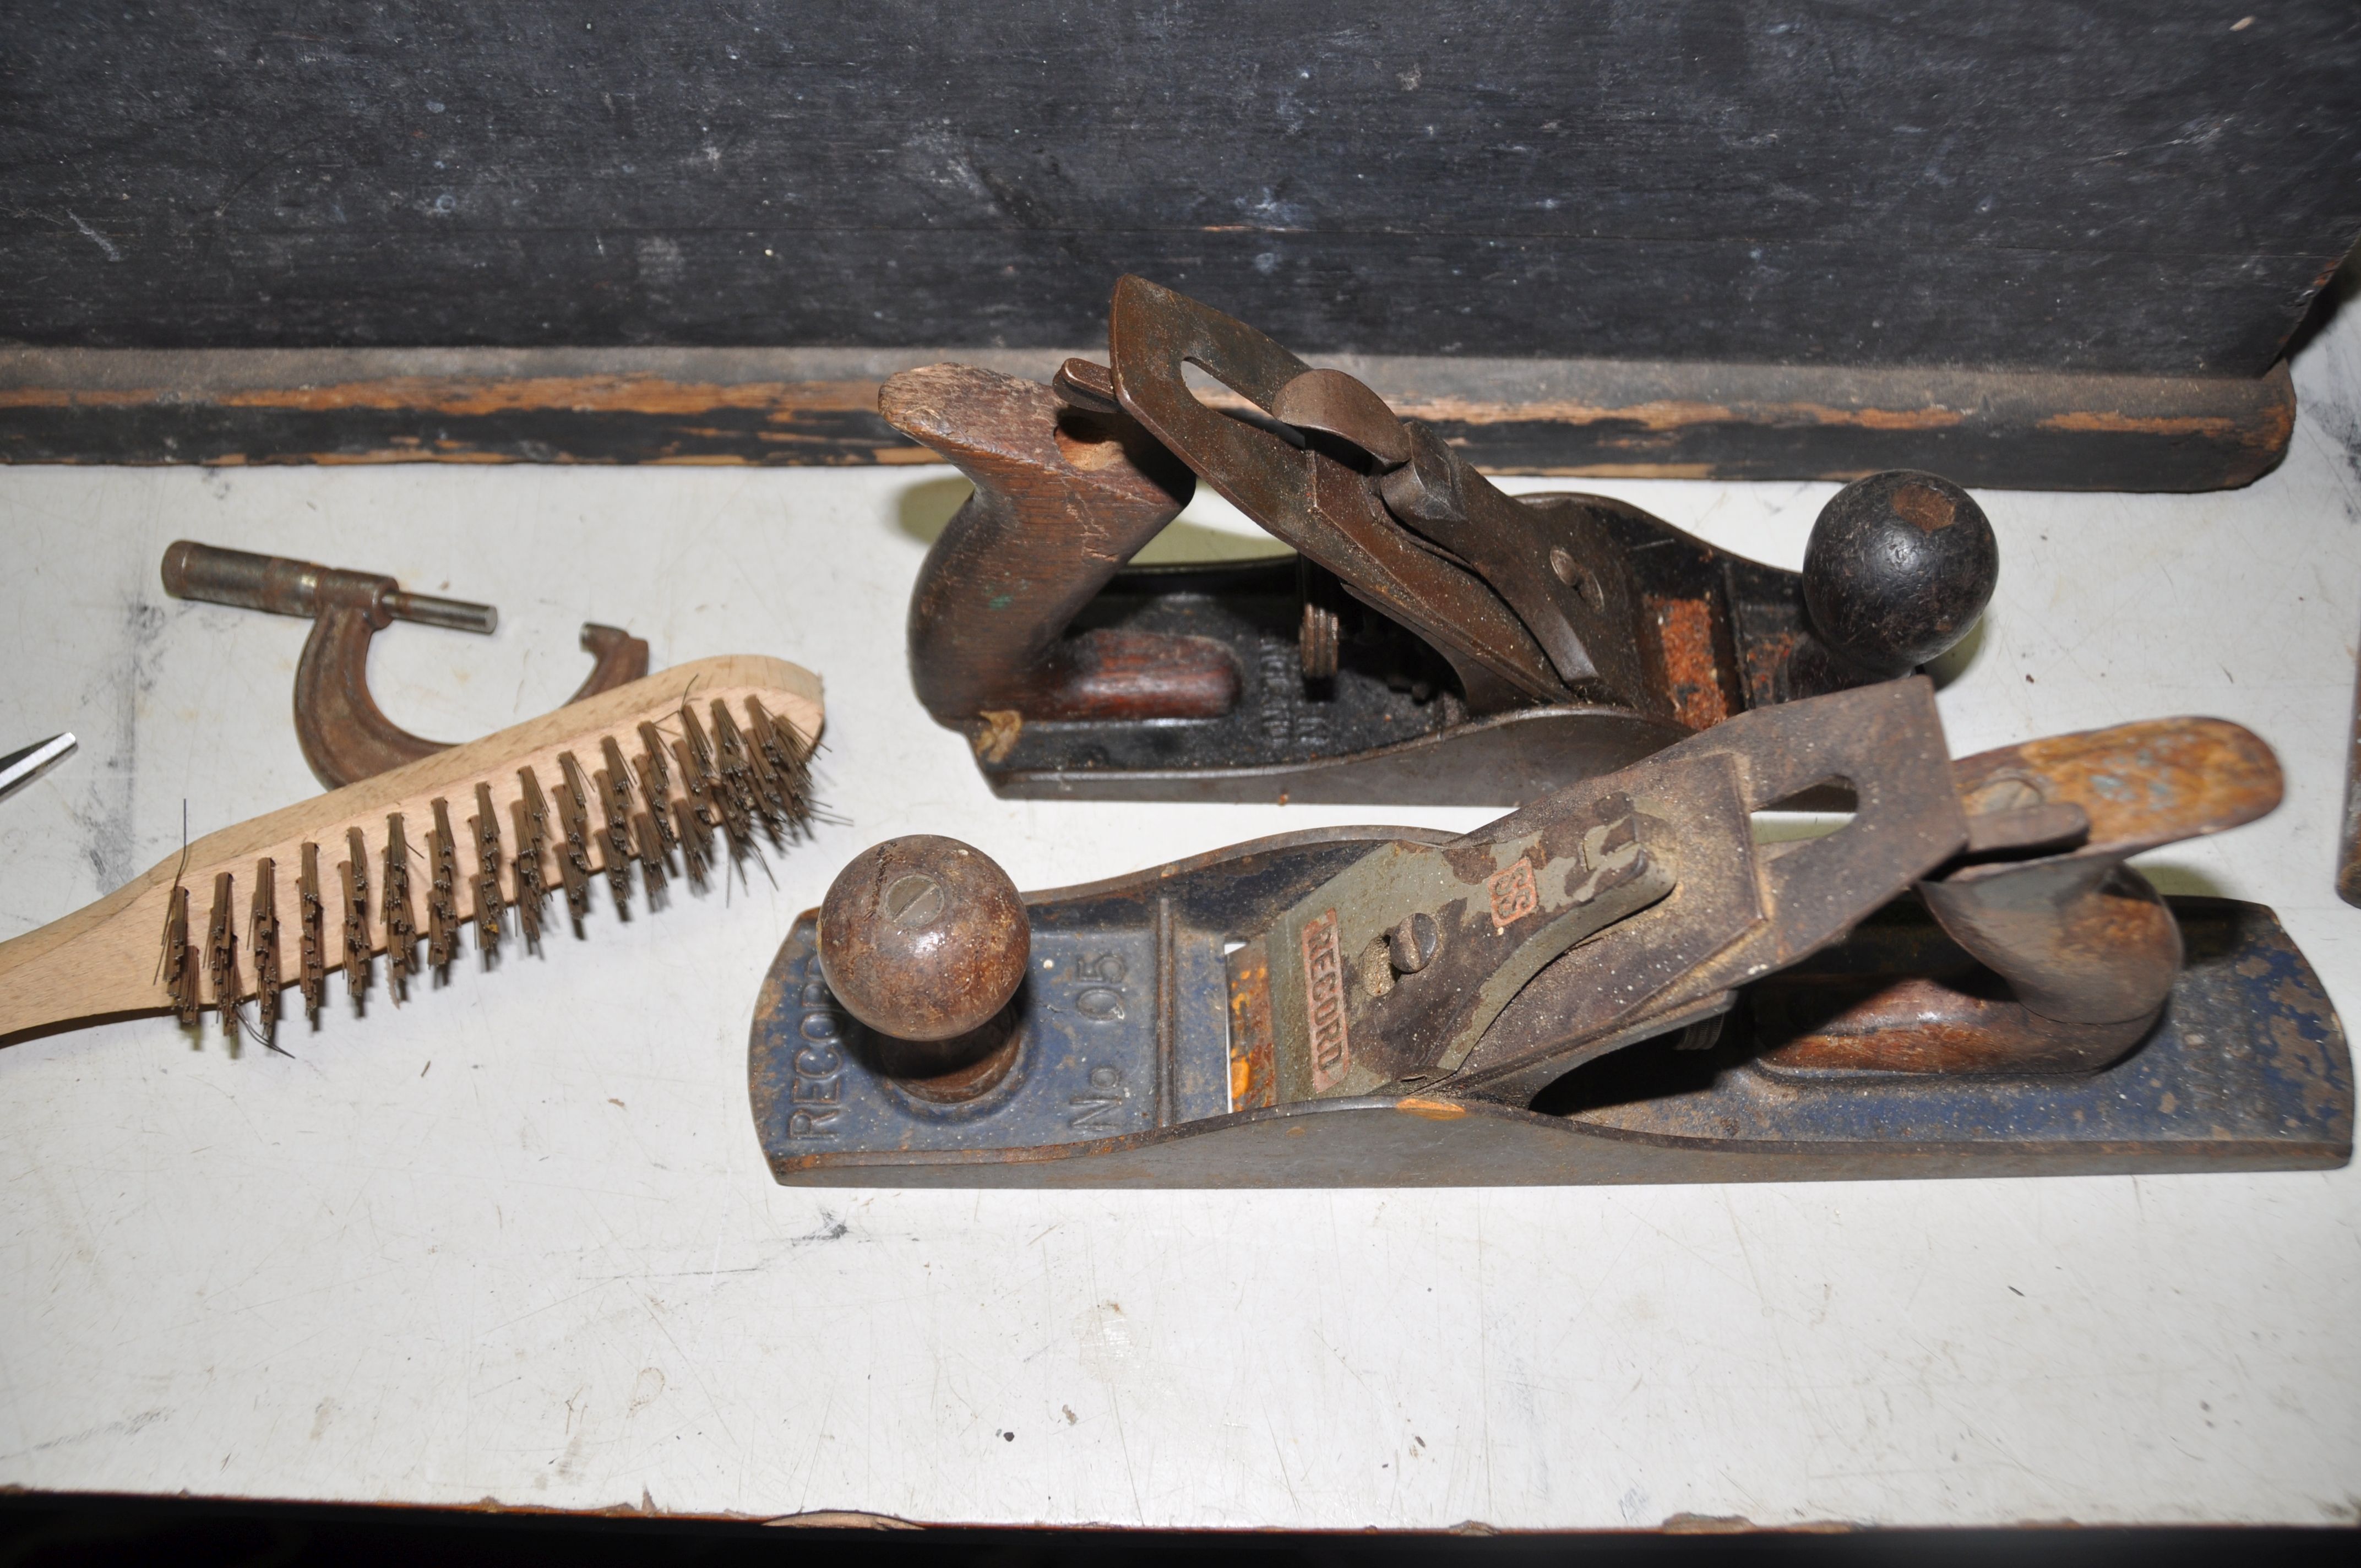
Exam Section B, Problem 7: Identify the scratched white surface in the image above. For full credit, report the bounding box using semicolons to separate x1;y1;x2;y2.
4;288;2360;1527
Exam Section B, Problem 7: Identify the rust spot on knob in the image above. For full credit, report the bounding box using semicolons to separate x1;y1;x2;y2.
1889;480;1957;533
817;835;1029;1043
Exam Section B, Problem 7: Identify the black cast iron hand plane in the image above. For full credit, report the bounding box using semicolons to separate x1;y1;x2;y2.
885;276;1999;804
750;680;2351;1187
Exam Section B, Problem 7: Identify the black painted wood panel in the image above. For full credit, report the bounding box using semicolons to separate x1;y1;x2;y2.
6;2;2359;373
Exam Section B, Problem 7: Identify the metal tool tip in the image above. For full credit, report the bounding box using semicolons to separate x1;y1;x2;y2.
0;732;78;801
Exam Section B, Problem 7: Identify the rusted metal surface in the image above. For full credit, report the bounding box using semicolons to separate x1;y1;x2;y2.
752;690;2344;1186
900;278;1998;803
1110;277;1570;710
1644;596;1736;734
569;625;650;705
160;540;650;789
0;345;2299;491
1374;419;1649;705
1270;368;1415;466
1446;680;1966;1103
815;835;1029;1044
1921;861;2182;1038
1226;941;1277;1113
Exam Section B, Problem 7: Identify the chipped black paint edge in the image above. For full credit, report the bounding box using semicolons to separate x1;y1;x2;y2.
0;364;2297;491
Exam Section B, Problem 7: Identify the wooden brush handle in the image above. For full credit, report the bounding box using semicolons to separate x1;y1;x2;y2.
0;655;823;1043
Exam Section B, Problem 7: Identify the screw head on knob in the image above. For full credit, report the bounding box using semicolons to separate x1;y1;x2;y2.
817;835;1030;1042
1802;470;1999;676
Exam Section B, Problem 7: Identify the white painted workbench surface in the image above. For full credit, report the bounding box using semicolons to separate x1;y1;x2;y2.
6;295;2360;1530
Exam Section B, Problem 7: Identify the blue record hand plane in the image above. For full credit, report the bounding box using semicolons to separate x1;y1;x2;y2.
750;682;2351;1187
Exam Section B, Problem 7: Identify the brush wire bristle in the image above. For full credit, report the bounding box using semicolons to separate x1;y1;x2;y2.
298;842;326;1020
162;884;196;1025
251;857;280;1035
204;870;237;1044
154;692;818;1050
382;812;418;996
470;782;504;960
